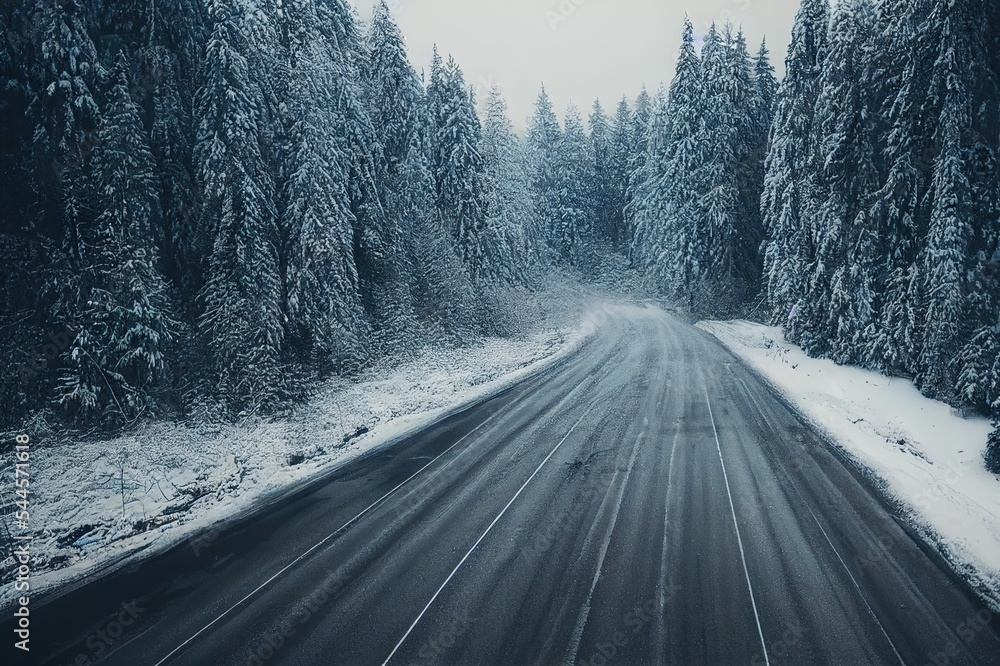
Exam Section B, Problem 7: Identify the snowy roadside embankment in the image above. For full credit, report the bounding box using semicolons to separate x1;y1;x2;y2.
1;318;595;609
698;320;1000;609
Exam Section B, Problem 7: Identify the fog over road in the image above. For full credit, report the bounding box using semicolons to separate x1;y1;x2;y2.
22;305;1000;665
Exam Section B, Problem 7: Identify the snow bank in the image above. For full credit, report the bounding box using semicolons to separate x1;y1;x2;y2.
698;320;1000;609
1;319;594;609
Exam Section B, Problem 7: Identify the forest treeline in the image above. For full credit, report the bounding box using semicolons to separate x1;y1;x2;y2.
0;0;648;428
627;0;1000;470
1;0;998;469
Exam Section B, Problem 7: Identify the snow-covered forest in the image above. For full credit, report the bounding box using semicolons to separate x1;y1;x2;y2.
0;0;578;428
1;1;999;469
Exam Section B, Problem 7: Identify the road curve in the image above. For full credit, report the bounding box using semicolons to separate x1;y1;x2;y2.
17;304;1000;665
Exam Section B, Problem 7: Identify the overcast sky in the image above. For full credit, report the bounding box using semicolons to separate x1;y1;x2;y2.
348;0;801;131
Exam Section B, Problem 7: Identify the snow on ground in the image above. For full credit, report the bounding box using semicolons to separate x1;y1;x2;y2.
0;316;594;609
698;319;1000;609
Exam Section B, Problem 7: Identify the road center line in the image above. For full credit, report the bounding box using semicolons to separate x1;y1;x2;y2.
381;402;597;666
153;407;506;666
656;415;684;665
563;424;646;665
391;373;597;517
704;386;771;666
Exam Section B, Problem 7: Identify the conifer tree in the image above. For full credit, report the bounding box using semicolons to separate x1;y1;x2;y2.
609;97;634;252
916;3;977;400
986;424;1000;474
631;19;703;305
527;86;563;263
277;0;371;366
799;0;879;361
589;100;615;249
395;96;478;339
761;0;830;332
696;24;749;307
869;0;939;375
365;0;423;170
427;54;493;285
554;104;596;264
358;0;424;353
85;54;175;418
631;86;653;172
195;3;285;413
481;86;532;283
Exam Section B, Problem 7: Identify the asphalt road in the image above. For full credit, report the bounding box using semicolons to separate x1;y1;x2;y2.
16;305;1000;665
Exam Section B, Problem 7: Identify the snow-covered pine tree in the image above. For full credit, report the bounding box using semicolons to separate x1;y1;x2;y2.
728;30;766;277
631;18;703;305
1;1;37;231
481;85;533;284
365;0;423;171
608;97;634;252
798;0;879;362
359;0;429;353
628;87;669;277
235;0;284;170
283;15;367;368
623;85;654;244
761;0;830;333
195;1;285;414
310;0;411;355
695;24;756;309
0;1;44;426
554;104;596;265
27;0;102;254
917;0;980;401
987;423;1000;474
276;0;371;369
25;0;107;420
630;85;653;174
954;0;1000;415
142;49;202;316
589;99;615;250
58;53;176;422
28;0;101;204
958;321;1000;414
745;38;778;307
752;39;778;136
526;86;563;264
427;54;495;286
394;92;479;341
869;0;939;375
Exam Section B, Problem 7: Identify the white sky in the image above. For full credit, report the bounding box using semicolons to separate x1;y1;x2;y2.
348;0;800;131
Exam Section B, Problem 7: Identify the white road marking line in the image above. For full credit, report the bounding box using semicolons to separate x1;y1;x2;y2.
392;374;596;515
382;403;597;666
734;377;907;665
801;501;908;665
152;410;504;666
704;385;771;666
656;416;684;665
563;425;646;666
